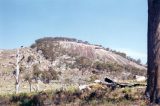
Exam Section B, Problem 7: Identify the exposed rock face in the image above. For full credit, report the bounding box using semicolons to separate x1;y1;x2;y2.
58;41;145;70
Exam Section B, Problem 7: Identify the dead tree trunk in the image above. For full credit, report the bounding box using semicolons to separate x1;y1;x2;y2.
16;48;20;94
146;0;160;103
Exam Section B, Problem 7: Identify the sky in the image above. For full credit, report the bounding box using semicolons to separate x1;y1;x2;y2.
0;0;147;64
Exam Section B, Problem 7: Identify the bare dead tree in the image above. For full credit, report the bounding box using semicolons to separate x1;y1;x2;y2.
14;47;24;94
15;48;20;94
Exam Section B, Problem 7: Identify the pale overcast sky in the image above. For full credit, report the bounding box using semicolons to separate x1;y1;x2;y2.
0;0;147;63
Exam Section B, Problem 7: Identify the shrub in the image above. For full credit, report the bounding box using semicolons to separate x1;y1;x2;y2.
19;66;26;73
66;85;78;93
1;87;148;106
75;56;92;70
93;61;107;70
41;67;59;83
48;67;59;80
27;55;35;63
92;61;123;72
32;64;41;79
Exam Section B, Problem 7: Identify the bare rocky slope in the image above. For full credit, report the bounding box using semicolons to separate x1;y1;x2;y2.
0;37;147;90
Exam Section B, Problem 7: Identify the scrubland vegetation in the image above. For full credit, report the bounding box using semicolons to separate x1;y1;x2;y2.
0;85;148;106
0;37;147;105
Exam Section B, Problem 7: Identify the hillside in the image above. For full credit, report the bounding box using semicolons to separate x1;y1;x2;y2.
0;37;146;94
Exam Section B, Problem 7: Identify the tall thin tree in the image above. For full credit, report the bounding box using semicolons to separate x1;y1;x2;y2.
15;46;24;94
15;48;20;94
146;0;160;104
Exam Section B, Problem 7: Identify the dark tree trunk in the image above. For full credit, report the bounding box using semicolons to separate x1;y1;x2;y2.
146;0;160;104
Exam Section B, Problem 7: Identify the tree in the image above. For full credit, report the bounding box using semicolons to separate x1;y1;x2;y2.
32;64;41;91
41;67;59;83
146;0;160;104
14;47;24;94
15;48;20;94
136;58;141;65
75;57;92;75
24;72;32;92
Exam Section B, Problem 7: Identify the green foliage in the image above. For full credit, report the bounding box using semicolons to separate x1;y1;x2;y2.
23;64;59;84
91;61;146;77
75;56;92;69
11;92;48;106
31;37;90;47
92;61;123;72
1;87;148;106
11;93;31;106
111;50;127;58
93;61;107;70
122;88;132;94
30;37;67;61
48;67;59;80
136;58;141;65
32;64;41;78
30;37;94;61
38;41;58;61
66;85;78;93
41;67;59;83
23;72;32;82
31;40;59;61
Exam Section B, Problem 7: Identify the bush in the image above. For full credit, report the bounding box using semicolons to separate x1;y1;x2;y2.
92;61;123;72
49;67;59;80
27;55;35;63
32;64;41;78
41;67;59;83
93;61;106;70
1;87;148;106
75;57;92;70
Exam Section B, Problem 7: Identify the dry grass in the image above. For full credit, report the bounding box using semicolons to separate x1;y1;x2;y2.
0;79;148;106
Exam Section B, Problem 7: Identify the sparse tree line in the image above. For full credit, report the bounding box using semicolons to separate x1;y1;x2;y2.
108;49;142;65
95;47;142;65
31;37;90;49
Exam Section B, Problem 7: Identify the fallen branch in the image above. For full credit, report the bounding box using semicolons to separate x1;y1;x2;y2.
104;77;146;89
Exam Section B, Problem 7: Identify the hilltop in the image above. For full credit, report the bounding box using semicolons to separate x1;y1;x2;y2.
0;37;146;93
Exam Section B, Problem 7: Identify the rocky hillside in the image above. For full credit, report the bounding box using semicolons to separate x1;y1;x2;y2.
31;37;146;69
0;37;147;91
